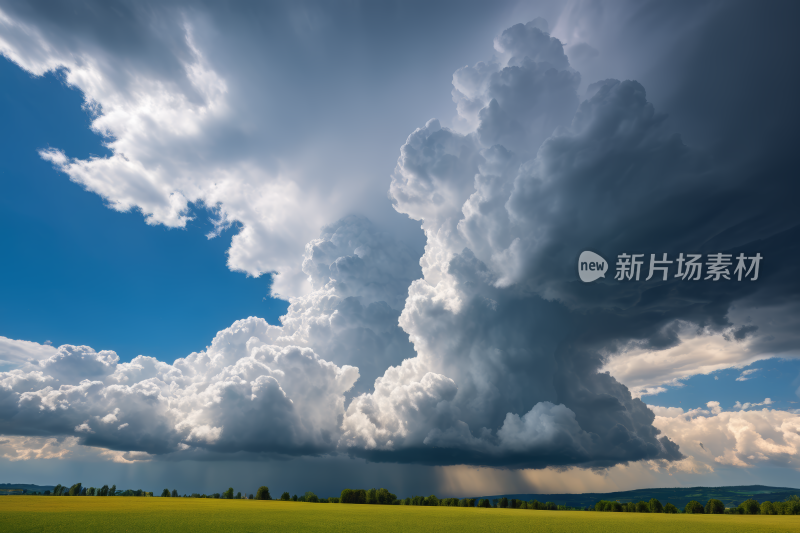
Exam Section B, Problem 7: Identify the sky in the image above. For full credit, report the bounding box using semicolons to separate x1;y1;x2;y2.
1;0;800;497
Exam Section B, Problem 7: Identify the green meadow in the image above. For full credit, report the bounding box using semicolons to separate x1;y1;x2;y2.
4;497;800;533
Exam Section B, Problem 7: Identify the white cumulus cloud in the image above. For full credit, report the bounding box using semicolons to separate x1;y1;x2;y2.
651;402;800;470
0;217;417;458
736;369;759;382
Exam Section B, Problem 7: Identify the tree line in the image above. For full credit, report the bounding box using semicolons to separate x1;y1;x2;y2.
34;483;800;515
594;495;800;515
43;484;252;499
338;492;578;509
44;484;148;497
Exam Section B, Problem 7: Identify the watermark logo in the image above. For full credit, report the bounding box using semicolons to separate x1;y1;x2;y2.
578;251;607;283
578;251;763;282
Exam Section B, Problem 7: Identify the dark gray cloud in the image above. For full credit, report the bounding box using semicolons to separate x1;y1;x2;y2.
343;31;691;468
343;7;799;467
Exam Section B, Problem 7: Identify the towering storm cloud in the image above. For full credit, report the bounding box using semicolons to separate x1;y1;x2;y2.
341;21;687;467
1;2;799;479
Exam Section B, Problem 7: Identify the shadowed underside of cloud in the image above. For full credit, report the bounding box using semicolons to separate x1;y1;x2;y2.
0;4;799;471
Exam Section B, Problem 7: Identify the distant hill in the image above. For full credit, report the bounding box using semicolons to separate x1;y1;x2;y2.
0;483;55;494
474;485;800;510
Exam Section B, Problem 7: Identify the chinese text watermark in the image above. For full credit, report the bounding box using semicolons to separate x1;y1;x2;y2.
579;252;762;283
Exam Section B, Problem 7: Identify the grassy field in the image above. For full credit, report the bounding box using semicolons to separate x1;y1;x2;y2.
3;496;800;533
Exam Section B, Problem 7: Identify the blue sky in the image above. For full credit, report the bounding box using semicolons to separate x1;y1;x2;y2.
650;358;800;412
0;0;799;497
0;58;288;362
